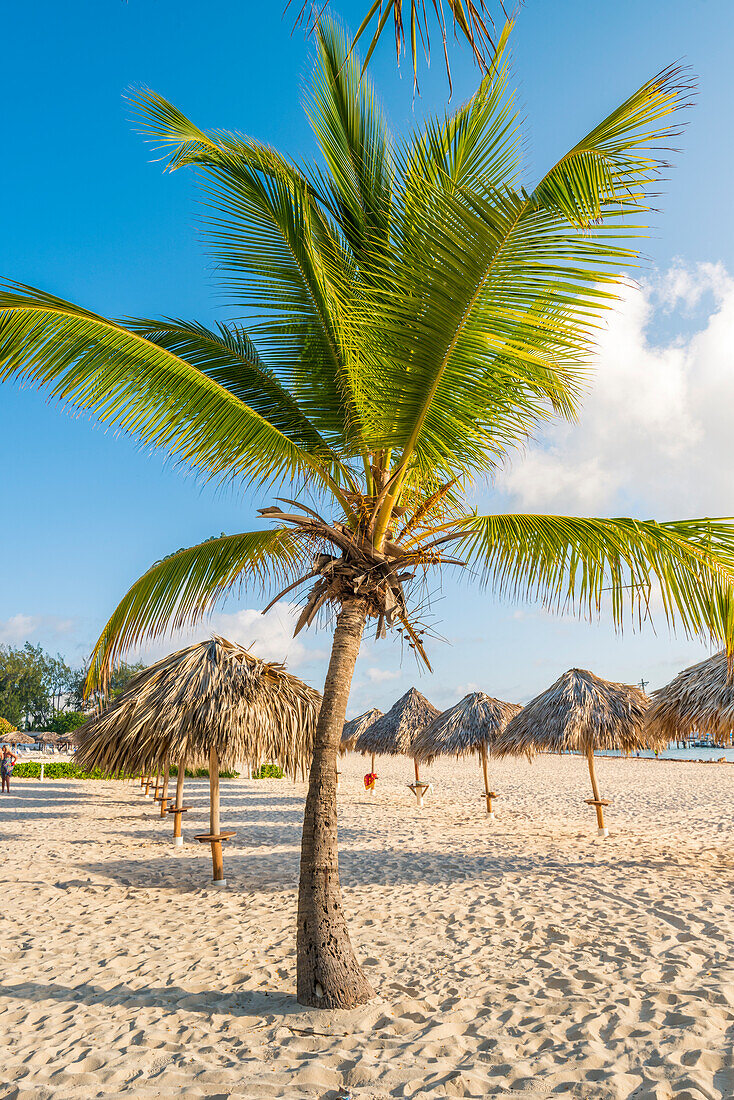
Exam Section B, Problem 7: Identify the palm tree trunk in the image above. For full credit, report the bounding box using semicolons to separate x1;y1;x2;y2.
297;598;374;1009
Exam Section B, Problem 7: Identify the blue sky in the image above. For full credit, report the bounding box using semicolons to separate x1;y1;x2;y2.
2;0;734;713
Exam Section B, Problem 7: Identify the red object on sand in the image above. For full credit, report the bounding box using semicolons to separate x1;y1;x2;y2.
364;772;377;791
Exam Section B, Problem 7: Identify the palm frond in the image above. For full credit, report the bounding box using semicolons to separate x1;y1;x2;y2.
295;1;502;91
456;514;734;641
368;60;691;487
129;90;369;451
306;20;392;261
86;529;310;693
0;283;325;490
125;316;331;453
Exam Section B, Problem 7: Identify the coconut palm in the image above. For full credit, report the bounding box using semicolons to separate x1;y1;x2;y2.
2;23;734;1009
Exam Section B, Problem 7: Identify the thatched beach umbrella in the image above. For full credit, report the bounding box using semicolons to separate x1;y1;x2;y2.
413;692;521;818
645;650;734;746
493;668;657;837
1;731;34;746
354;688;440;805
76;635;321;884
341;708;382;756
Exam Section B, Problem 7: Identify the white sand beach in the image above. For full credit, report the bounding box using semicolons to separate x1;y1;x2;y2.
1;753;733;1099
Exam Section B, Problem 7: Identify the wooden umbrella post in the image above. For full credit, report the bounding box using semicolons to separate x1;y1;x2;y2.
409;756;430;808
480;742;497;820
585;749;609;837
159;760;170;818
140;774;146;789
168;755;189;847
144;773;152;797
152;769;161;802
195;745;236;888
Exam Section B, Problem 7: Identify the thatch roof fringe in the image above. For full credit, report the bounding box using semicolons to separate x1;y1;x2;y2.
1;731;35;745
412;692;521;764
340;708;382;755
493;668;659;757
645;650;734;744
354;687;439;757
75;635;321;775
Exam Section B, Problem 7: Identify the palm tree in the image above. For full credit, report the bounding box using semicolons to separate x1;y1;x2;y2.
292;0;505;89
1;23;733;1009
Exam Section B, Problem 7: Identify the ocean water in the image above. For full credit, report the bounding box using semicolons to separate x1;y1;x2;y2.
597;746;734;763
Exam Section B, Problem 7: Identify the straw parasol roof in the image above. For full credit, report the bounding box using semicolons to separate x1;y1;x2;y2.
493;668;659;757
1;731;35;745
412;692;521;764
75;635;321;776
645;650;734;745
354;688;439;757
340;708;382;755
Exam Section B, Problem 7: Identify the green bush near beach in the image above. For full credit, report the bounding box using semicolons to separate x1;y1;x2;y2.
252;764;284;779
14;762;113;780
15;762;242;779
168;765;239;779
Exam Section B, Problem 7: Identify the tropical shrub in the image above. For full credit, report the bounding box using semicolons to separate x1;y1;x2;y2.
13;762;116;779
253;763;284;779
168;765;239;779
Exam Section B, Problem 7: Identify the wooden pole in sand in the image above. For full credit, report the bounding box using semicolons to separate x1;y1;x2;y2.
159;759;170;817
194;745;236;887
479;742;497;820
585;748;609;837
152;768;161;801
144;773;152;797
170;754;186;846
410;756;429;808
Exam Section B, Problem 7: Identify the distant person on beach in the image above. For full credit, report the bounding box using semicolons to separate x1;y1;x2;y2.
1;747;17;793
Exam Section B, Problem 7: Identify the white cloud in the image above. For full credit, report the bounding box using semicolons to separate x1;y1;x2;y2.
0;614;76;645
364;666;402;683
500;262;734;517
129;602;314;669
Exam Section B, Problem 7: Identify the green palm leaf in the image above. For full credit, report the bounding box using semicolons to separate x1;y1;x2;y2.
129;89;368;451
0;283;326;490
86;529;309;692
125;316;331;454
455;514;734;642
375;60;691;489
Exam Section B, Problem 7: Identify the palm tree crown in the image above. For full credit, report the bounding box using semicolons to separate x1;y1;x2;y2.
1;23;728;687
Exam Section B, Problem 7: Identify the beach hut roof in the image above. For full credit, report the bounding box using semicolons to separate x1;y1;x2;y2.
75;635;321;775
492;668;658;757
354;687;439;757
2;731;35;745
644;650;734;745
412;692;521;764
340;708;382;755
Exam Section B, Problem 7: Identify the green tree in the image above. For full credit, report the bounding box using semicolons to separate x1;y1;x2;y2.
1;25;733;1007
48;710;87;735
0;643;54;728
66;659;145;712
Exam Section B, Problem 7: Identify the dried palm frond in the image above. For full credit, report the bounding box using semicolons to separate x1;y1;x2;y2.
75;635;321;776
412;691;520;763
645;650;734;745
354;687;439;756
493;668;657;757
341;707;382;755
